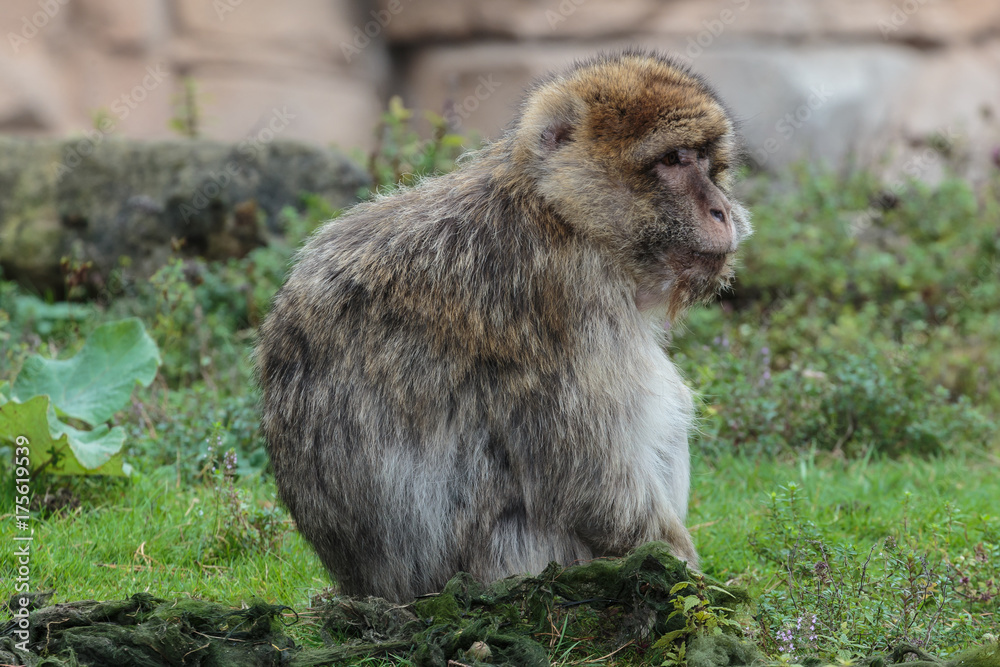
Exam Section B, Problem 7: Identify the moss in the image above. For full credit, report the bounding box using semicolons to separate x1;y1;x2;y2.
5;593;295;667
412;580;464;624
950;640;1000;667
4;547;991;666
27;543;995;666
686;634;764;667
317;541;751;665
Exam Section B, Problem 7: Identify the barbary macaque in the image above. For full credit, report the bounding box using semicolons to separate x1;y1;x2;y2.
256;49;752;602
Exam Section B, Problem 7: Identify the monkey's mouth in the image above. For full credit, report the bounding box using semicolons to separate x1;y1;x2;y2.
691;250;729;262
654;247;734;279
687;249;732;274
635;248;736;314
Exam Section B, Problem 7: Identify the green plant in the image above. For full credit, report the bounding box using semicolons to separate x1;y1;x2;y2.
90;107;114;132
678;331;993;459
360;95;474;193
714;167;1000;414
144;257;203;385
137;198;336;390
1;289;93;344
169;77;202;139
127;384;266;482
142;257;248;388
0;318;160;476
749;484;997;661
201;425;286;562
652;577;744;663
59;257;97;302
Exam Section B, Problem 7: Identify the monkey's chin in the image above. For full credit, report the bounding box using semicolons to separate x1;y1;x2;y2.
635;251;735;320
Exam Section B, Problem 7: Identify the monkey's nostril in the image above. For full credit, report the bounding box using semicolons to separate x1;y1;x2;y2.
710;208;726;223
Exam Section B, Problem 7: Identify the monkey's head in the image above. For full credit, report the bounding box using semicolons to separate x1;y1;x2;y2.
511;50;752;318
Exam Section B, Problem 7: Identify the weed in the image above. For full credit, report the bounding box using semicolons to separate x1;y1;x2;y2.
652;576;744;663
201;424;286;562
359;95;474;193
749;484;998;661
169;77;202;139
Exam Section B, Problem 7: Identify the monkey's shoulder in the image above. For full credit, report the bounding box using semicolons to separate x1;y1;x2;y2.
290;185;579;312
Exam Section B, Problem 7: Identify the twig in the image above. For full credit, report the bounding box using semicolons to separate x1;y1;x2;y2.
858;543;877;595
584;641;634;663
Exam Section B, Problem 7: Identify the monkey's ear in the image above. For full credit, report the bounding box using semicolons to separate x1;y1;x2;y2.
518;84;582;158
541;121;573;151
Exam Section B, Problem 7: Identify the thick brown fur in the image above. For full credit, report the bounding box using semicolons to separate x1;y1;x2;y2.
255;50;752;602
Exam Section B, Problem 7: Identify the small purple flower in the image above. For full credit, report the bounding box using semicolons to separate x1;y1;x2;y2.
779;616;820;656
776;627;795;654
223;449;238;474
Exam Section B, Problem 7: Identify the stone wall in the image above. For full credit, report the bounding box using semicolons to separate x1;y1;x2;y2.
2;0;999;179
0;0;387;151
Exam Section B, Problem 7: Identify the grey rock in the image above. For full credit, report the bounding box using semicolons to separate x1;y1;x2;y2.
690;45;916;172
0;137;369;293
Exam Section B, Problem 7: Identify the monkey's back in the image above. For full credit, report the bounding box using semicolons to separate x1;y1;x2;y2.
257;156;695;601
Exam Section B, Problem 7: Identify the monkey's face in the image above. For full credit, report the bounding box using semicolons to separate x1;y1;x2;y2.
517;52;752;317
632;140;751;314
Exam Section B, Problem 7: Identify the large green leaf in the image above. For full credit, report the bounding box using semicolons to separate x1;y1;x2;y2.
12;318;160;425
0;395;129;476
51;416;131;475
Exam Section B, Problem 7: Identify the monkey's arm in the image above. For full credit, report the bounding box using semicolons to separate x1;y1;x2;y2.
547;320;700;567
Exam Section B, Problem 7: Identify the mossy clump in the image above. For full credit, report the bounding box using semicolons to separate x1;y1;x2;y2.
316;541;751;665
0;592;296;667
2;544;753;667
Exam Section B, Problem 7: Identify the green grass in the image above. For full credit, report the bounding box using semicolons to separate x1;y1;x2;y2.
694;453;999;659
14;471;324;608
692;451;1000;583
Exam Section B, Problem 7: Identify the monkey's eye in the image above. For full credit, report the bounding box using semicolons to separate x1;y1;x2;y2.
661;151;681;166
661;148;706;167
